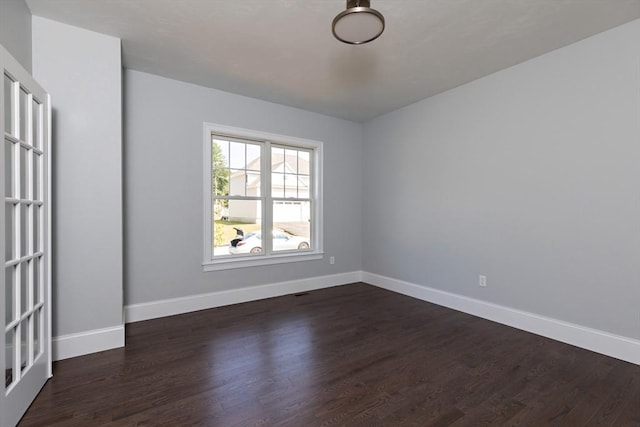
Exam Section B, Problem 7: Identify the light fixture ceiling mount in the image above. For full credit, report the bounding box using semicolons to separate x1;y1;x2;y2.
332;0;385;45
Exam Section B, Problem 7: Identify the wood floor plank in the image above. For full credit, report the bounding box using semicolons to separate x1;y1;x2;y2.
18;283;640;426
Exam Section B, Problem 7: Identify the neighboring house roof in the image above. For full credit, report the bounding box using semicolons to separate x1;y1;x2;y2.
229;153;309;196
230;154;310;190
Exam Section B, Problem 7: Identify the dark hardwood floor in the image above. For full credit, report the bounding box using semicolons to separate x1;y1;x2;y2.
19;283;639;426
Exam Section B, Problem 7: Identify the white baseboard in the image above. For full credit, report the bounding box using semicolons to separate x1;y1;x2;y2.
125;271;362;323
56;271;638;365
362;271;640;365
53;325;125;361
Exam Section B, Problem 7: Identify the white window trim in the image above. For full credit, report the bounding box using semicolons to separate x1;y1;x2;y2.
202;122;323;271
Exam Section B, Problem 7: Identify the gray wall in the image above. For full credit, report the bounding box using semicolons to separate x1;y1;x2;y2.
0;0;31;72
32;17;124;337
363;20;640;339
124;70;363;305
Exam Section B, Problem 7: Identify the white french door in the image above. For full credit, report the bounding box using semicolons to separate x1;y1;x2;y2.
0;45;51;427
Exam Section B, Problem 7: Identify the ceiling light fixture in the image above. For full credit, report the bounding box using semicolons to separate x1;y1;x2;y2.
332;0;385;45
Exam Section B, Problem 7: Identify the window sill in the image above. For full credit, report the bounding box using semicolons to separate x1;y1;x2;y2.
202;252;324;271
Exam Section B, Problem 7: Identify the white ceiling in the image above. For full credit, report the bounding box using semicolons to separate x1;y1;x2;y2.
26;0;640;122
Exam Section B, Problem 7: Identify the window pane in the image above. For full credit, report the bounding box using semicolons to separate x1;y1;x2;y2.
272;173;284;197
285;149;297;173
229;141;246;169
229;170;246;196
272;147;312;199
19;87;28;143
4;74;13;136
283;173;297;198
6;329;15;387
212;139;229;196
271;147;284;171
299;176;310;198
5;203;14;261
272;201;311;252
246;144;260;171
214;200;261;257
298;151;310;174
5;140;13;197
213;199;229;222
19;146;28;199
247;171;260;197
212;139;229;167
5;266;14;324
212;168;229;196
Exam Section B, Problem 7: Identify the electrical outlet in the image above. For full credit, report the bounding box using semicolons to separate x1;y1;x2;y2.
479;275;487;287
330;256;335;265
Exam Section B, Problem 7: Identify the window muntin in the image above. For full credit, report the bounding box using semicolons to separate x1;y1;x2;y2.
204;124;322;269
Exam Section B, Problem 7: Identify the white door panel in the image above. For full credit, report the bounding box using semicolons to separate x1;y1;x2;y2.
1;44;51;427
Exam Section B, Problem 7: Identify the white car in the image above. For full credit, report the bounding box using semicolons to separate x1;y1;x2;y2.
228;230;310;254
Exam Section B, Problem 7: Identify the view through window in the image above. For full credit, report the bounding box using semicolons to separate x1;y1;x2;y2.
206;131;318;264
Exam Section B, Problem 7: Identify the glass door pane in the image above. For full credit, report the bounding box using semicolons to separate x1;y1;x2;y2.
32;99;41;150
32;257;40;305
33;206;40;253
20;262;28;315
33;153;41;201
20;203;28;257
4;265;14;324
33;309;41;360
5;202;14;261
4;140;13;196
3;74;13;136
20;319;29;373
19;87;28;143
5;329;15;388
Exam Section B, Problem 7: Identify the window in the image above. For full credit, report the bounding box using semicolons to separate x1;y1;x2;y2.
203;123;323;270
